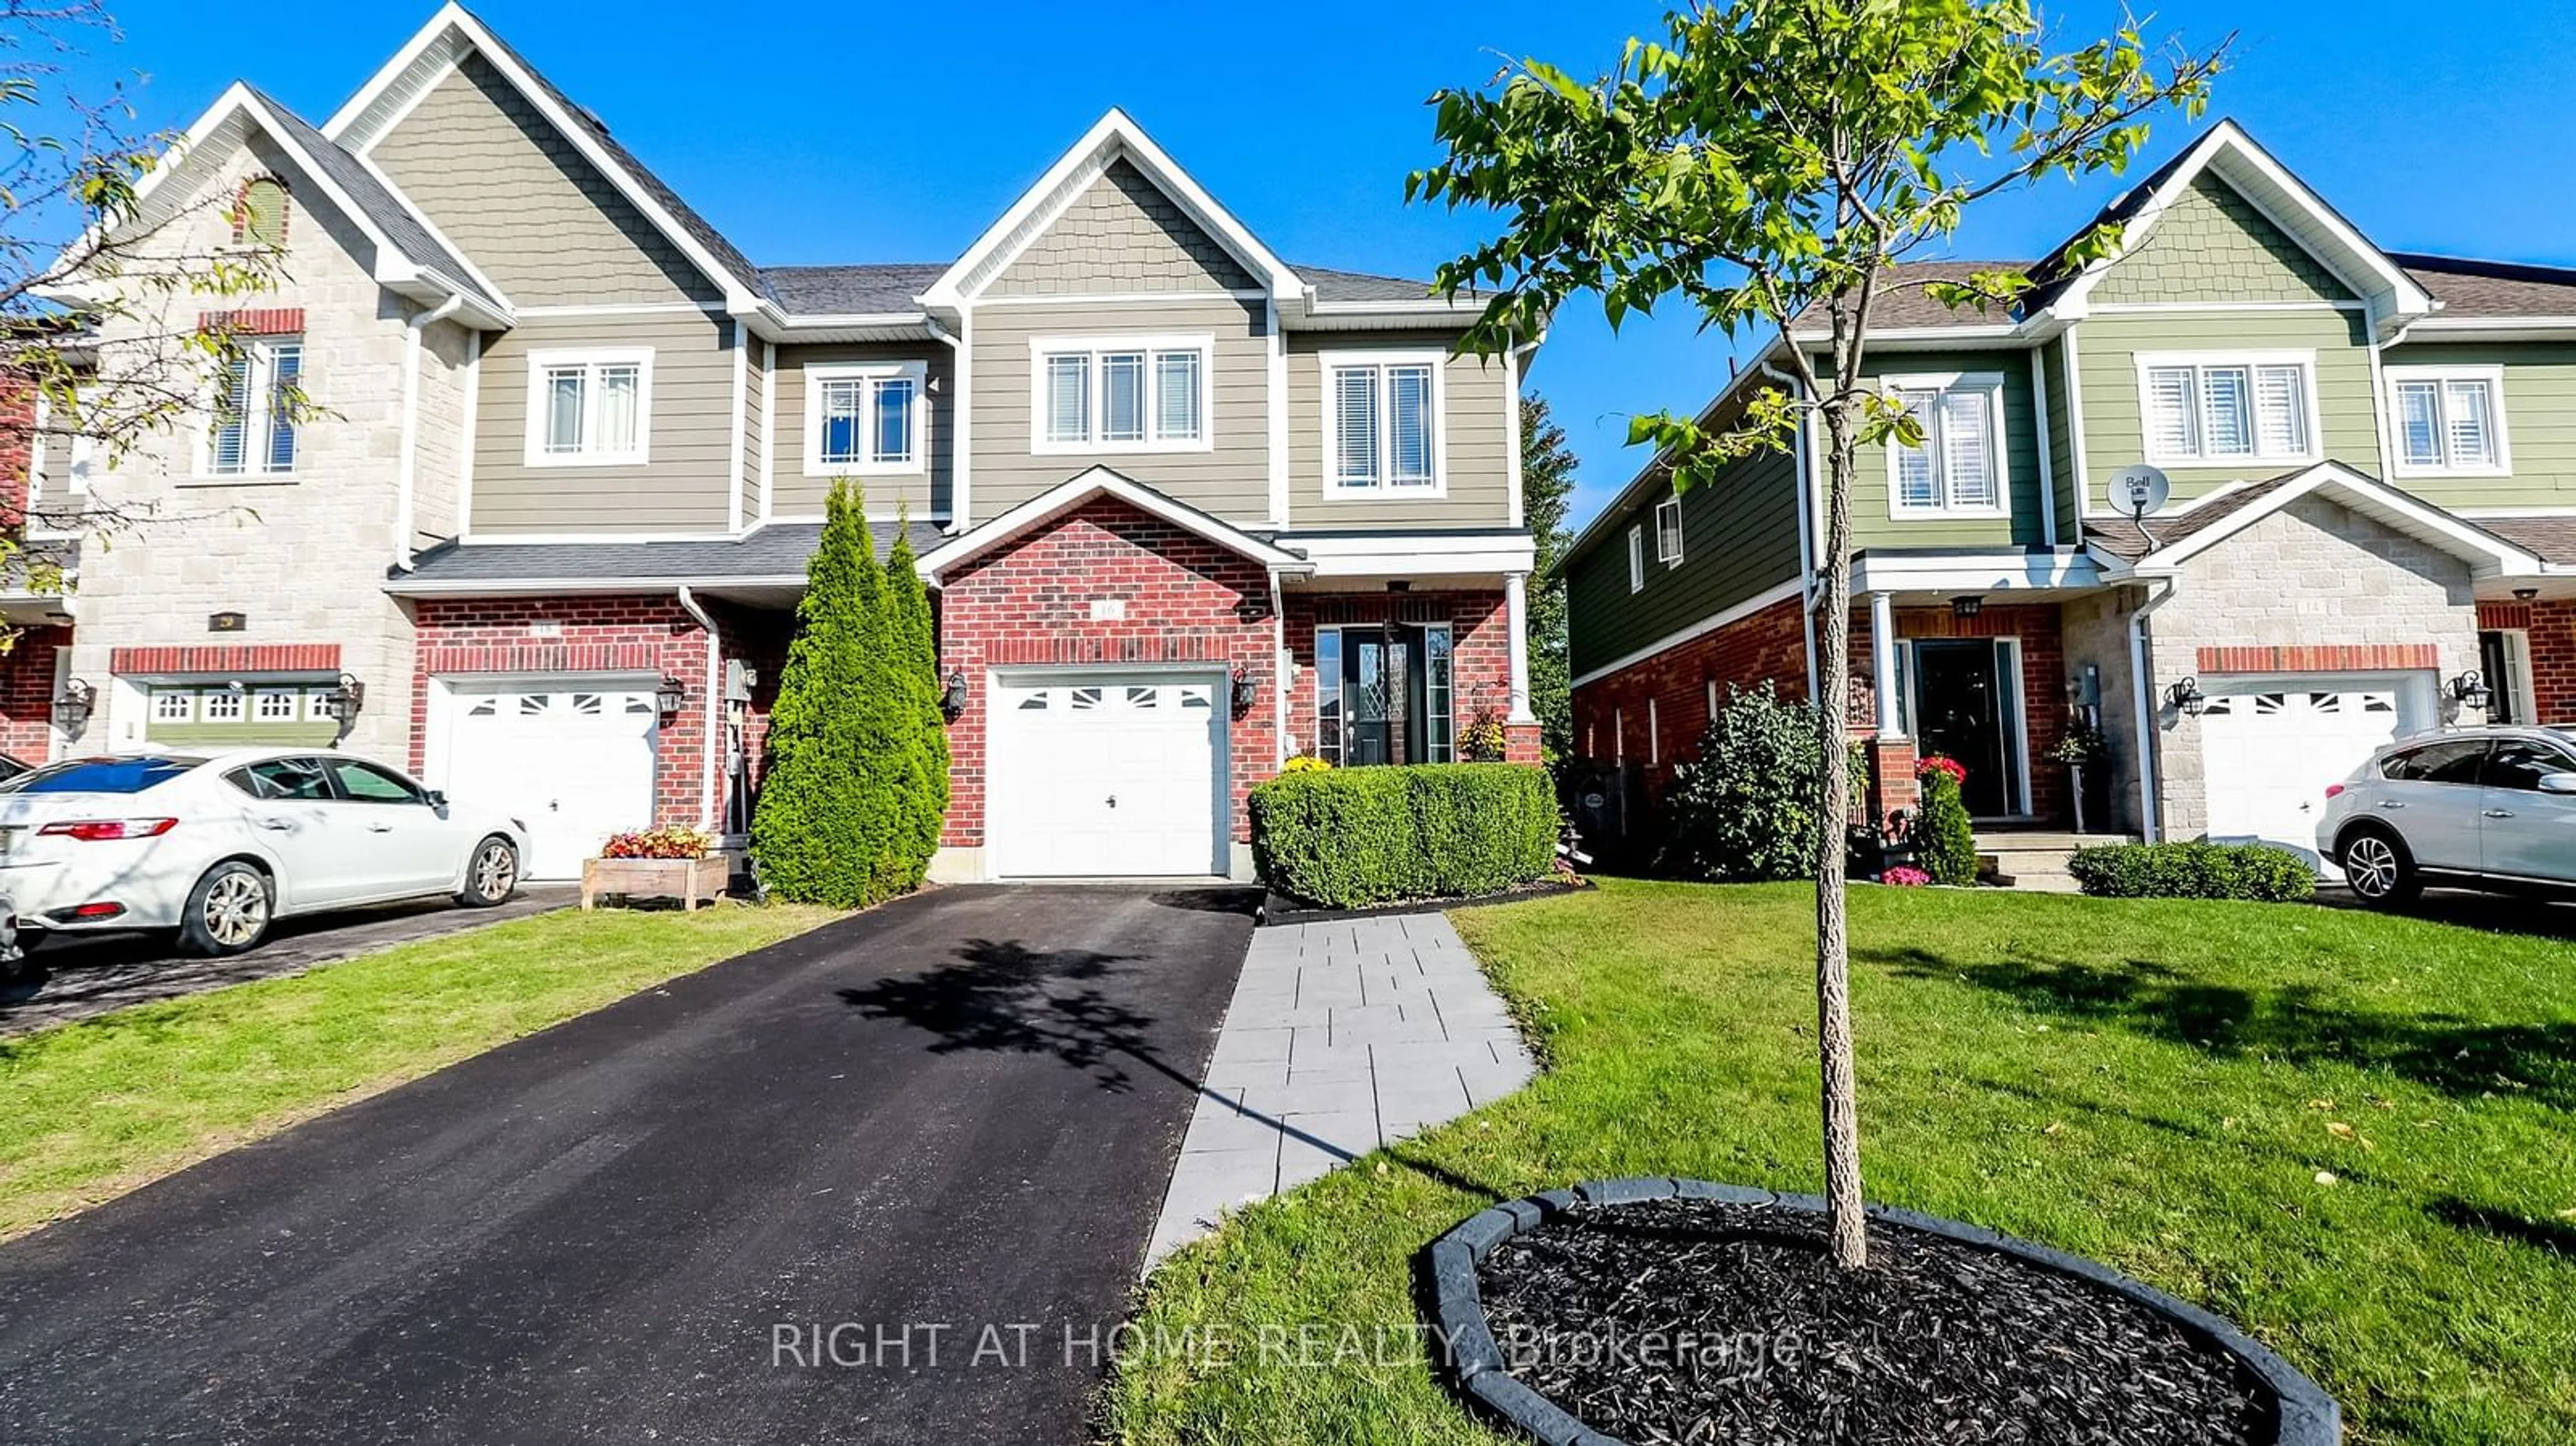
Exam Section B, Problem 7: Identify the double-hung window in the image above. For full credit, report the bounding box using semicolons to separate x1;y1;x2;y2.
1653;496;1685;566
2387;365;2508;476
1032;336;1210;452
806;362;924;475
1324;352;1441;493
207;338;302;477
1884;374;2006;515
525;348;651;466
2136;353;2316;468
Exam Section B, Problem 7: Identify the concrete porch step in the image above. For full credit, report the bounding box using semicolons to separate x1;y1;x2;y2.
1978;833;2137;893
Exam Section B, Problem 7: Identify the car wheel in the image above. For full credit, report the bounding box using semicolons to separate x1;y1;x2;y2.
179;862;275;956
458;835;519;908
2340;827;2420;906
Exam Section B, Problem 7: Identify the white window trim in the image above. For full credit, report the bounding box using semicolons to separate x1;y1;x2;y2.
523;347;655;468
1318;349;1449;499
1881;370;2012;520
802;360;928;478
2131;350;2322;470
191;338;304;482
1653;495;1685;566
1626;523;1646;593
2384;363;2512;479
1026;333;1215;456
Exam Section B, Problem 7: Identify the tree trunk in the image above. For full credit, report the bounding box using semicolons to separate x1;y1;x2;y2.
1812;398;1868;1270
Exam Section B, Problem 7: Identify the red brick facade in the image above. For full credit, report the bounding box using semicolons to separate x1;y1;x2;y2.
2478;599;2576;725
1281;588;1521;765
111;643;342;675
0;625;64;760
2197;642;2443;674
1865;603;2072;824
1569;595;1809;788
934;497;1283;851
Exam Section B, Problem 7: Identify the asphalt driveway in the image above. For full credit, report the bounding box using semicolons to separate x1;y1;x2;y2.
0;884;1256;1445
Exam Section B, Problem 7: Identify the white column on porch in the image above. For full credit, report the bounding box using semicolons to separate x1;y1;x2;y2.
1504;571;1537;723
1870;590;1904;740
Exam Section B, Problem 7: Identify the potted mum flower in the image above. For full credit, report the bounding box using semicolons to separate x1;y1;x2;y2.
583;825;727;911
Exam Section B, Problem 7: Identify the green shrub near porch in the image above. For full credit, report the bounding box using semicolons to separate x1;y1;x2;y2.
1248;764;1556;909
2068;841;2317;902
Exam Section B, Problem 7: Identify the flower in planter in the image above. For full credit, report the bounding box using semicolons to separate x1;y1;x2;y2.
1280;754;1333;776
1880;865;1931;886
1915;754;1967;784
599;826;715;860
2045;725;2109;766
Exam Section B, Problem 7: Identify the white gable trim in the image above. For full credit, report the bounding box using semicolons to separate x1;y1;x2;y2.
321;3;759;311
917;109;1303;312
2126;462;2540;578
914;465;1313;581
2043;121;2435;336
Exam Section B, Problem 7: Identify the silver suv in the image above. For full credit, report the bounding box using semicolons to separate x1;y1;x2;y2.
2316;725;2576;905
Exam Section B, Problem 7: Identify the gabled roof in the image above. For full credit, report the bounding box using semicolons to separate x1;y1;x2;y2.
323;3;765;309
2089;462;2541;578
243;87;500;311
917;109;1303;312
914;466;1313;581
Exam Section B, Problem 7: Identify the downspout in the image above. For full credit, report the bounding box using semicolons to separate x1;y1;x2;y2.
1758;360;1823;699
677;584;725;835
394;293;468;572
926;314;965;533
2125;578;2177;843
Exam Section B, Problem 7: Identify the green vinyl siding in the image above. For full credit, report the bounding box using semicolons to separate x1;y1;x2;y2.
2089;172;2356;306
1566;442;1803;680
2038;338;2078;544
2377;342;2576;510
2074;309;2382;509
1845;349;2049;551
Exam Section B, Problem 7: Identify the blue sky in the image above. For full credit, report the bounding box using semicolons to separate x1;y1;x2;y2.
58;1;2576;529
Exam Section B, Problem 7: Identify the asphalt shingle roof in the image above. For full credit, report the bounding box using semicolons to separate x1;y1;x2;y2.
400;521;947;586
2394;254;2576;319
249;88;500;310
760;264;947;316
2467;515;2576;565
2082;470;2310;562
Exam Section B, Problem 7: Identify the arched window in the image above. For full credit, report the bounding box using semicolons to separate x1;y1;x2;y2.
234;176;290;248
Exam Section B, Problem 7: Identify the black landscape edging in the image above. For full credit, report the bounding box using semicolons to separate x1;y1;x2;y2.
1426;1177;2342;1446
1259;878;1591;925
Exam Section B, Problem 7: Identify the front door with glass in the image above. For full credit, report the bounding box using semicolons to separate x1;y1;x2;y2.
1316;624;1454;766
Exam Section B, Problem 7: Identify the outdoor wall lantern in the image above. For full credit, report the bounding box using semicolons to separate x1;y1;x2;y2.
321;673;366;722
941;670;969;720
1230;668;1260;717
2514;586;2541;602
2165;676;2208;719
653;674;688;719
53;676;94;735
2450;670;2493;711
1949;594;1984;619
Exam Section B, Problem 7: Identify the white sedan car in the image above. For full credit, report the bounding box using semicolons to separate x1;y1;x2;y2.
0;749;527;956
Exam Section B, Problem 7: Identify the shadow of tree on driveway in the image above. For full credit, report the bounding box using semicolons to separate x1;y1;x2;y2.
1864;946;2576;1111
838;937;1158;1092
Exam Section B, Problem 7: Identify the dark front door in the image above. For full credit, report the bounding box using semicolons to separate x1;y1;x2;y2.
1913;639;2011;816
1341;632;1412;766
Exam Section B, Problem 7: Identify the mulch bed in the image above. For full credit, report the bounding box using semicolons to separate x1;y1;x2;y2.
1477;1198;2271;1445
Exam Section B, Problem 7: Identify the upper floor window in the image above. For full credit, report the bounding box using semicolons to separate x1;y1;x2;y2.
2136;352;2316;468
806;362;924;476
525;348;651;467
1654;496;1685;566
1626;523;1645;592
233;176;290;248
207;338;301;477
1884;373;2006;516
1323;352;1441;495
2387;365;2508;476
1031;335;1210;453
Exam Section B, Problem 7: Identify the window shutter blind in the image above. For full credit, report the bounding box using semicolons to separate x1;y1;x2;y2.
2252;365;2306;457
2201;366;2253;456
1938;389;1994;507
1334;368;1379;484
2443;378;2493;466
1155;351;1200;441
211;354;252;473
1891;391;1940;508
1102;352;1145;442
545;369;585;453
264;345;300;472
1389;365;1434;484
2145;367;2198;458
2394;380;2440;466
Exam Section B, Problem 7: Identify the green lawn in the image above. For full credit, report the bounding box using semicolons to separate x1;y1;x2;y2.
1106;880;2576;1446
0;902;839;1241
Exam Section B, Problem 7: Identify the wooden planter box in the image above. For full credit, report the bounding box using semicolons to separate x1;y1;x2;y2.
581;854;729;911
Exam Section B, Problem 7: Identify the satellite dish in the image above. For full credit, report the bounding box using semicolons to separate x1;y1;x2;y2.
2108;464;2171;519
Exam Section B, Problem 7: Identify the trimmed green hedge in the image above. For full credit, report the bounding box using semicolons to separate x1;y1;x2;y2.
1249;764;1557;909
2067;841;2316;902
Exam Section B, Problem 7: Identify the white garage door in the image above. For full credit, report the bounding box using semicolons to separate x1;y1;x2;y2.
2200;676;2422;863
441;682;661;880
989;672;1228;878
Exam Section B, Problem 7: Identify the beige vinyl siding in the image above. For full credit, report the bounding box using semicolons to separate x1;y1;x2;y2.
769;342;954;519
1288;330;1513;529
2089;172;2356;306
1843;349;2049;550
2377;342;2576;510
470;311;736;534
1565;444;1804;680
741;337;765;523
368;52;721;307
991;159;1255;295
2039;338;2077;544
967;297;1268;521
2075;309;2381;509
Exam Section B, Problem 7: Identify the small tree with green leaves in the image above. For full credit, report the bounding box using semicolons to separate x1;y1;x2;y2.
1413;0;2223;1267
875;519;951;895
752;478;890;907
1660;682;1825;882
